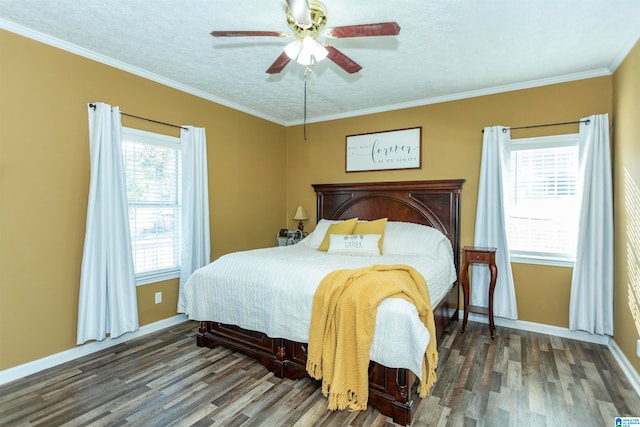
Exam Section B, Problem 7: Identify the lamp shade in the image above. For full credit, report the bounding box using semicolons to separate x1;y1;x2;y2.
292;205;309;221
312;42;328;62
284;39;302;60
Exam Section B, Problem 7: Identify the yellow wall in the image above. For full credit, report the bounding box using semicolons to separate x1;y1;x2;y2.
2;27;636;377
285;77;613;330
613;40;640;374
0;30;287;370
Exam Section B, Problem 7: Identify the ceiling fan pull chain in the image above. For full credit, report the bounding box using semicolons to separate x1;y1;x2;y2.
304;69;308;140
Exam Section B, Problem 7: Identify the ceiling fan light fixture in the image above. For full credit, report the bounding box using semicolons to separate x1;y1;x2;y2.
297;36;315;64
295;36;327;65
284;39;302;60
296;49;312;65
313;42;328;62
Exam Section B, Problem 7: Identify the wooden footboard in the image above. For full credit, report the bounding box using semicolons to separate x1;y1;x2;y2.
196;281;458;426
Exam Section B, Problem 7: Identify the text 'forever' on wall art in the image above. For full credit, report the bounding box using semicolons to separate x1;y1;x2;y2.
345;127;422;172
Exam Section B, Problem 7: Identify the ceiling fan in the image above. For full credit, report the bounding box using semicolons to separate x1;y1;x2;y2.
211;0;401;74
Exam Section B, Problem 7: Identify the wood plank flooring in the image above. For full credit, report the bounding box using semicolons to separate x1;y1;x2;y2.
1;320;639;426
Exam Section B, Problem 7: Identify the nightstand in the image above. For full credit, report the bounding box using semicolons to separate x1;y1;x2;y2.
460;246;498;339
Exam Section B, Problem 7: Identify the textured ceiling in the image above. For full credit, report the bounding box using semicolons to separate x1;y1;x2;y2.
1;1;639;126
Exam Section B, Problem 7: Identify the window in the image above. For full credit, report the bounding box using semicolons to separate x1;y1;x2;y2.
122;127;182;285
505;133;579;266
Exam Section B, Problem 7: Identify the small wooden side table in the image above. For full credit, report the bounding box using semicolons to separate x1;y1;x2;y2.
460;246;498;339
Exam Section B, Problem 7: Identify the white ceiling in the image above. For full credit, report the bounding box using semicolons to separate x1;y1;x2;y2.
1;1;639;126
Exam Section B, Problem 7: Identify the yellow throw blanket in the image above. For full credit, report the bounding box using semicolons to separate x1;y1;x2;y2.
306;264;438;411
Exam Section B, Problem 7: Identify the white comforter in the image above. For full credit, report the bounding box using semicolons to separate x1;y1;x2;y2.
184;241;456;379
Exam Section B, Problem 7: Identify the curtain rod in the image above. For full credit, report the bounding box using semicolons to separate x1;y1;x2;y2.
88;103;188;131
481;119;590;133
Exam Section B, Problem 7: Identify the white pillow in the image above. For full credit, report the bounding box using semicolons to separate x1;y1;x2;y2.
327;234;382;256
302;219;340;249
382;221;451;256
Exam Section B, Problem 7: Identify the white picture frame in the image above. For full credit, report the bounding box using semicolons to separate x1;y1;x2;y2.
345;127;422;172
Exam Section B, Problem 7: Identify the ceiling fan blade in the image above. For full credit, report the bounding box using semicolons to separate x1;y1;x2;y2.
325;22;401;38
286;0;312;28
211;30;286;37
266;51;292;74
326;46;362;74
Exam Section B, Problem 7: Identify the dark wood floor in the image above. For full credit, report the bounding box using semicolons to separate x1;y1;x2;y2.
1;320;639;426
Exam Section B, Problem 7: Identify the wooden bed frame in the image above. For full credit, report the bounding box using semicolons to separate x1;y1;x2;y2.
196;179;464;425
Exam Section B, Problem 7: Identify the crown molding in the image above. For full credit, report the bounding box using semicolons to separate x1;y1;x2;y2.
0;19;287;126
287;68;612;126
2;16;634;128
607;14;640;73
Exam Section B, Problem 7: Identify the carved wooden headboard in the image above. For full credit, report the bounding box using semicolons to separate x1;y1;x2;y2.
312;180;464;273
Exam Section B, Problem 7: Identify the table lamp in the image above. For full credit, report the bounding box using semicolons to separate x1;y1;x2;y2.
292;205;309;233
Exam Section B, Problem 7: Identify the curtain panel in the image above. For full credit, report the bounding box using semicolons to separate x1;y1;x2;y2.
472;126;518;320
569;114;613;335
77;102;139;345
178;126;211;313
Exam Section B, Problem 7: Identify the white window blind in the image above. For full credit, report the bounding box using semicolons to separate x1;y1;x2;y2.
505;134;579;265
122;128;182;285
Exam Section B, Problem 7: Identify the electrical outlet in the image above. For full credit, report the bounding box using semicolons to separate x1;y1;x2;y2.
154;292;162;304
637;339;640;358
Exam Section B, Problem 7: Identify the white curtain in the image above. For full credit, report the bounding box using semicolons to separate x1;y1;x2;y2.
178;126;211;313
569;114;613;335
471;126;518;319
77;102;138;345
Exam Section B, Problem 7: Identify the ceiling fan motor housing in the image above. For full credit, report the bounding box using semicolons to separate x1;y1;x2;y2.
287;0;327;34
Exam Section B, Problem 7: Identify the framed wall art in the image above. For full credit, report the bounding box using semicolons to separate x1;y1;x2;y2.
345;127;422;172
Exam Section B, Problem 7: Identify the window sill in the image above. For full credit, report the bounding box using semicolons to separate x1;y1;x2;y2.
510;255;574;268
136;268;180;286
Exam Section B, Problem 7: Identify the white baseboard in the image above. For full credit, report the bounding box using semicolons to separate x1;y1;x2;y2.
0;314;187;386
461;311;640;398
608;339;640;399
4;313;639;401
460;311;610;345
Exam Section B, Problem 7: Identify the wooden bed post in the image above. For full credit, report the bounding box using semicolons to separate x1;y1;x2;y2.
276;339;286;361
196;321;209;347
396;369;408;401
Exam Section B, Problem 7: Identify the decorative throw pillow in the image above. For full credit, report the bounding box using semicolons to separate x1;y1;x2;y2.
383;221;451;256
327;234;382;256
316;217;358;251
352;218;388;252
304;219;340;249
